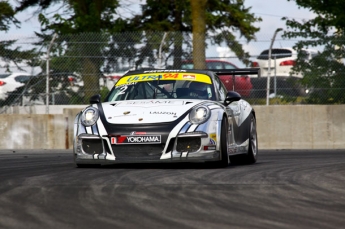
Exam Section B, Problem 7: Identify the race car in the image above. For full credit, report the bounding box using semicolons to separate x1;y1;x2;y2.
73;69;258;168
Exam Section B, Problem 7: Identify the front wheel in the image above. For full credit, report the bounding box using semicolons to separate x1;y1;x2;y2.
214;117;230;168
230;113;258;164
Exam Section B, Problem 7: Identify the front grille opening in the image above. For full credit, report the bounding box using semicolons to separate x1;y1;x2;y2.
82;139;103;155
176;137;201;152
111;144;164;161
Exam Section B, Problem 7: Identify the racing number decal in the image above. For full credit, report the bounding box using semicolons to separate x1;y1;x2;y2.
162;73;178;79
117;85;128;95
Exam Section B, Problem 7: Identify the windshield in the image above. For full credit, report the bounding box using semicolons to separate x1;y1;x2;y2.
105;72;215;101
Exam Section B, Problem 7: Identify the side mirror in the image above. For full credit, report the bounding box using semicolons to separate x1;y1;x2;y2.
224;91;241;106
90;94;101;104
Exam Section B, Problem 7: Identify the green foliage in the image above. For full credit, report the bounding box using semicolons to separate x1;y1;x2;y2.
283;0;345;104
206;0;261;66
0;1;19;31
0;2;38;73
130;0;261;67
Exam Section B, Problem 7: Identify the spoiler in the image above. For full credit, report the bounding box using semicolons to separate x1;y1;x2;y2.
214;68;260;77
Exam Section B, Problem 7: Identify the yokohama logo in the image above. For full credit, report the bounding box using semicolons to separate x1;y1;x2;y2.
116;135;161;144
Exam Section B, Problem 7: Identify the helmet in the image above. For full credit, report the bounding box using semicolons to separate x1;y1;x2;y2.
189;81;209;98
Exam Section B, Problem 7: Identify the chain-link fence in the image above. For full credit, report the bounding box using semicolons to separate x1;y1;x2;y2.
1;32;344;112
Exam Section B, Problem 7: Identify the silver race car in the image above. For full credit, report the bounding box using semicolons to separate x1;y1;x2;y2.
73;69;258;167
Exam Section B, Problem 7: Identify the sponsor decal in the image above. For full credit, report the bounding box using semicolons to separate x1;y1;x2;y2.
111;114;137;118
150;111;177;116
116;73;212;86
126;100;175;104
126;75;162;82
182;74;196;80
209;133;217;145
116;135;161;144
114;82;136;87
144;70;187;73
204;145;216;150
130;131;146;135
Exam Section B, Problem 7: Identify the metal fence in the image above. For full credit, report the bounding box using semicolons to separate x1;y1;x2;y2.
1;32;344;113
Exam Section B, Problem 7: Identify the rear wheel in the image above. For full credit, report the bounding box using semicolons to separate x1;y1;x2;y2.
246;114;258;163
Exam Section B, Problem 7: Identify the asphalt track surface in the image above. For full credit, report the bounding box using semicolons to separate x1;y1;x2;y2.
0;149;345;229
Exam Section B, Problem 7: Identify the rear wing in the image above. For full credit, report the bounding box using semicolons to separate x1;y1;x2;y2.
214;68;260;77
213;68;260;92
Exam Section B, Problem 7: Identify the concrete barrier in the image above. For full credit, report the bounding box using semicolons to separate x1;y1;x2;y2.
0;105;344;149
254;105;345;149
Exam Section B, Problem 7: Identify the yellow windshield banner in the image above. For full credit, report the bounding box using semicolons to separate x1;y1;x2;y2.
116;72;212;86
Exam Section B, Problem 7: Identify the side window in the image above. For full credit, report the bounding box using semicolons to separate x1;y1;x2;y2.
213;76;227;101
207;62;223;69
224;63;236;69
14;75;31;83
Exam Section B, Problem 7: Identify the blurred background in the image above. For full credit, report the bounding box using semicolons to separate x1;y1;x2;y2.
1;0;344;113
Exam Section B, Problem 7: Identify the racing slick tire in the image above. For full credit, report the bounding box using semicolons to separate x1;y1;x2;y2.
230;113;258;165
214;117;230;168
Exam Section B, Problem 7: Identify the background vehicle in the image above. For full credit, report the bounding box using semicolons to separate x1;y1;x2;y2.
252;47;318;78
181;59;253;97
0;73;33;100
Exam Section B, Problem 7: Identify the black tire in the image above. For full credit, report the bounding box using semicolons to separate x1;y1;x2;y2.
230;113;258;165
246;114;258;164
214;117;230;168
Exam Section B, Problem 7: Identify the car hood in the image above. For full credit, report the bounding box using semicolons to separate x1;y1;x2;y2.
101;99;203;124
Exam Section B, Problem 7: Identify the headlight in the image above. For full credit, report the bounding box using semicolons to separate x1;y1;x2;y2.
189;105;210;124
81;107;99;126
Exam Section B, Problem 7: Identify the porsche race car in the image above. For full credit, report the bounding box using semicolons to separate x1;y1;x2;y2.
73;69;258;167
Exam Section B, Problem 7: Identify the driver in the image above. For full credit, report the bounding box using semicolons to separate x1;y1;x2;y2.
189;81;209;99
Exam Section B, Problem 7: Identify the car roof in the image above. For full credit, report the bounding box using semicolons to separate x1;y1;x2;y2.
0;72;32;78
124;68;259;78
124;69;217;79
259;47;317;54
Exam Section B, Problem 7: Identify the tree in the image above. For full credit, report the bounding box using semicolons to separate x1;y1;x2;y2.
131;0;261;68
0;1;19;31
283;0;345;104
0;2;39;107
205;0;261;66
0;1;37;73
130;0;191;68
191;0;207;69
15;0;128;103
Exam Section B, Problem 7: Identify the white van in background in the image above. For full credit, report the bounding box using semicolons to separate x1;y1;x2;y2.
251;47;318;78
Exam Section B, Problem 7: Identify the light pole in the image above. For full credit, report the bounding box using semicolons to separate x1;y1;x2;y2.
266;28;283;106
46;33;58;114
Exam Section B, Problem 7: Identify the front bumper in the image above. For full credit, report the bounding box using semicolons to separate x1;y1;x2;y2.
74;132;220;164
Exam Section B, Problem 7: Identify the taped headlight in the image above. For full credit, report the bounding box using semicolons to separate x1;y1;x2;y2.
189;105;210;124
81;107;99;126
